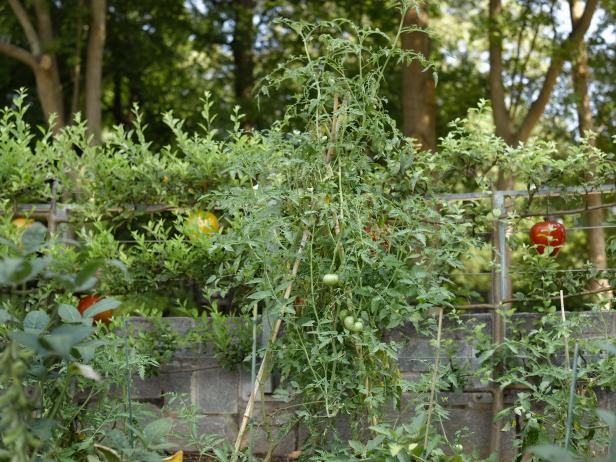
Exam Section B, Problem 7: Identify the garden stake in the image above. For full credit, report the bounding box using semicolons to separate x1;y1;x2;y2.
423;307;444;453
123;320;134;448
248;304;258;461
560;290;570;367
565;342;580;451
235;229;310;454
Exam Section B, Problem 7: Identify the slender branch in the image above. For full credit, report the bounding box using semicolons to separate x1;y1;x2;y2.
8;0;41;55
510;13;541;119
0;41;37;68
508;0;531;117
517;0;599;142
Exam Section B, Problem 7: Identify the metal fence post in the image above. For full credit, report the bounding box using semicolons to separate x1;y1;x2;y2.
490;190;508;460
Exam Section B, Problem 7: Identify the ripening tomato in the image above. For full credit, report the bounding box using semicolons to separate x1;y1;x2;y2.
529;220;566;256
11;217;35;228
77;295;112;325
186;210;219;239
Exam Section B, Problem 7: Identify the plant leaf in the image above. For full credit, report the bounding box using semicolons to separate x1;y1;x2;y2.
83;298;120;319
24;310;50;333
58;304;83;323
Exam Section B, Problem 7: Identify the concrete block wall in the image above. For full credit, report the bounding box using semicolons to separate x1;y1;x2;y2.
126;312;616;460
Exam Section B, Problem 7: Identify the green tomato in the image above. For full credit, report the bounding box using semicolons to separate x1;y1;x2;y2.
338;309;349;321
352;320;364;332
322;273;340;286
343;315;355;331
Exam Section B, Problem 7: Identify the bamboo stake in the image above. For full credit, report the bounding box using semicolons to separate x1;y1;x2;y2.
560;290;571;367
423;307;444;452
234;229;310;453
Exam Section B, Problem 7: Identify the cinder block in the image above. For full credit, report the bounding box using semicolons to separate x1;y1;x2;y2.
160;365;193;399
131;375;162;400
193;366;239;414
168;414;238;450
162;317;195;336
238;401;298;457
239;366;275;401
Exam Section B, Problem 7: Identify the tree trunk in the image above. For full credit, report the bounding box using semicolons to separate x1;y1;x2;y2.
569;0;611;306
85;0;107;144
33;59;65;130
33;0;65;129
401;3;436;152
231;0;256;129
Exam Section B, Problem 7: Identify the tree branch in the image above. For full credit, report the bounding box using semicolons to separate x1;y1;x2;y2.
508;0;531;117
7;0;41;55
488;0;514;144
510;16;540;119
517;0;599;142
0;40;37;68
32;0;55;47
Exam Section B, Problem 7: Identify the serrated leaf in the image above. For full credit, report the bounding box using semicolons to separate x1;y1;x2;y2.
247;290;272;301
366;434;385;451
348;440;364;454
143;418;173;444
390;443;403;456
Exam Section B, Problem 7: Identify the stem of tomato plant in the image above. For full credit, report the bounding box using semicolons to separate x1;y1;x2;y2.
564;342;580;451
248;304;257;462
123;320;134;448
48;371;69;420
423;307;443;454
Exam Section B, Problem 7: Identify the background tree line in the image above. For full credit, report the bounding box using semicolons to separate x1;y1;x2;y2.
0;0;614;281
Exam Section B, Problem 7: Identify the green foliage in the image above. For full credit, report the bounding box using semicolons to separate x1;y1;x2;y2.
0;7;616;461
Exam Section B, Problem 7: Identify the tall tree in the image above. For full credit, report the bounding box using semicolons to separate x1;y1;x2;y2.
488;0;598;185
401;2;436;151
85;0;106;143
0;0;107;138
231;0;256;128
0;0;65;130
568;0;611;303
